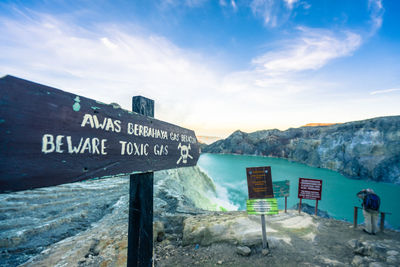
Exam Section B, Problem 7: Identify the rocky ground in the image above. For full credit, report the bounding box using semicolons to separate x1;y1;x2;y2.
1;166;399;266
20;209;400;267
0;166;225;266
153;211;400;267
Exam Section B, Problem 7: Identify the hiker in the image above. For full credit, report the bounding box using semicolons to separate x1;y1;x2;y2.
356;188;380;234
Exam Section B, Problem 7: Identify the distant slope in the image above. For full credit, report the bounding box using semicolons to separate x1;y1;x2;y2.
197;135;222;145
203;116;400;184
302;123;339;127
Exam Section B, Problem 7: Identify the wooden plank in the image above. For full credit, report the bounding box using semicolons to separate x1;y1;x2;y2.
128;172;153;267
128;96;154;267
128;174;141;266
246;166;274;199
137;172;153;266
0;75;199;192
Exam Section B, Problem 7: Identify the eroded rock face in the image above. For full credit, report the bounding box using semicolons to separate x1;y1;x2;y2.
203;116;400;184
1;166;223;266
0;177;130;266
348;238;400;266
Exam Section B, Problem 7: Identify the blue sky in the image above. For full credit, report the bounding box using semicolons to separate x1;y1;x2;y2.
0;0;399;137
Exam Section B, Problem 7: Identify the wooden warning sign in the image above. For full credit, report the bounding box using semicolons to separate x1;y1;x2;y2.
298;178;322;200
246;166;274;199
0;75;200;192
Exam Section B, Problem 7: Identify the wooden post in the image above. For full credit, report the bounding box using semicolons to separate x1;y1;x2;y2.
284;196;287;213
127;96;154;267
353;207;358;228
128;172;153;266
315;200;318;216
261;215;269;249
298;198;302;214
380;212;385;232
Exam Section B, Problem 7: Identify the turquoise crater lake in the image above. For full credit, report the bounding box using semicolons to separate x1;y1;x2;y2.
198;153;400;230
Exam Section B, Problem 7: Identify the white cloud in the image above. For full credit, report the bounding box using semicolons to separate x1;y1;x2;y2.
100;37;118;49
0;13;222;130
368;0;384;34
231;0;238;11
283;0;299;9
250;0;280;27
219;0;238;11
252;27;362;75
250;0;302;27
0;8;394;138
370;88;400;95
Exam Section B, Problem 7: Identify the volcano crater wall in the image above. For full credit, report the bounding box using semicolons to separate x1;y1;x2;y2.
203;116;400;184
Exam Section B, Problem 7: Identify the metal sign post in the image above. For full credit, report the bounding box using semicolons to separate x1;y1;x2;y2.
261;215;268;249
246;166;276;250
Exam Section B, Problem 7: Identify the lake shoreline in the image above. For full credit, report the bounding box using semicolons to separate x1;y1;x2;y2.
197;153;400;230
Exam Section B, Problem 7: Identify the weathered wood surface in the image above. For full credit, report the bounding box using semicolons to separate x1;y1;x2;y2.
246;166;274;199
0;75;199;192
128;96;154;267
128;172;153;267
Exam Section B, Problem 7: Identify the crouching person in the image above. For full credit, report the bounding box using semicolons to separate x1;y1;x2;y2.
356;188;380;235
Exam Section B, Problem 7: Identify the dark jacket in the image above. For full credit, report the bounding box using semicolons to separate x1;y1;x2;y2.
357;189;380;212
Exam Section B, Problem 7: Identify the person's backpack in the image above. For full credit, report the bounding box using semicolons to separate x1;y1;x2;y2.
364;193;380;211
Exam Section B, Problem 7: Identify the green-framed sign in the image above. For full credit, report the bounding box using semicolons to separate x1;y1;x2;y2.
246;198;278;215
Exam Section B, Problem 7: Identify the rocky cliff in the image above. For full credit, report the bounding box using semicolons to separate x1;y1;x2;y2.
0;166;230;266
203;116;400;184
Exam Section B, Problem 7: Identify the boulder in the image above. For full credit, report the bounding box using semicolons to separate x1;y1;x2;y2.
351;255;364;266
386;250;399;257
153;221;165;242
386;256;397;265
348;239;361;249
182;211;318;247
182;212;263;246
236;246;251;256
262;249;270;256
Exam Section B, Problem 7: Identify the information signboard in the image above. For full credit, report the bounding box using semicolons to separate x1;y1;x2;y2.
298;178;322;200
273;180;290;198
0;75;200;192
246;198;278;215
246;166;274;199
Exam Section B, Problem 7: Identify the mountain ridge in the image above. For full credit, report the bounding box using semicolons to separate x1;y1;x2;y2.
203;115;400;184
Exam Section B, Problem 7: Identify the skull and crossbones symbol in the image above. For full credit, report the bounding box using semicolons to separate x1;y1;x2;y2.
177;143;193;164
